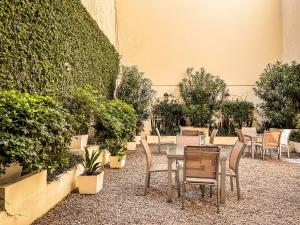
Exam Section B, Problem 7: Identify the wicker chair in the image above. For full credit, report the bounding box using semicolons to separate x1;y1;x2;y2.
155;127;175;154
181;146;220;213
255;131;281;160
226;141;246;199
140;139;180;195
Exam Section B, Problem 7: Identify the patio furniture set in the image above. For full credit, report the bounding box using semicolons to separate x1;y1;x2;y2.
140;127;292;213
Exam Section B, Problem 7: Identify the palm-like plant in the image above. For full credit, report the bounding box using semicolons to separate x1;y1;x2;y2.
82;148;103;176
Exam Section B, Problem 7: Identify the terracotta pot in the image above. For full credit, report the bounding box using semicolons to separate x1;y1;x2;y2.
78;171;104;194
69;134;89;150
0;162;23;185
109;156;126;168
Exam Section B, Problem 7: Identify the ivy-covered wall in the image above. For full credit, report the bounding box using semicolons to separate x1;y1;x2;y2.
0;0;119;98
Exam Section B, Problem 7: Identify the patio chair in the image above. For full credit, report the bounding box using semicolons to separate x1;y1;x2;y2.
176;134;201;148
236;128;251;156
140;139;180;195
255;131;281;160
209;129;218;145
279;129;292;159
155;127;175;154
181;146;220;213
226;141;246;200
241;127;257;141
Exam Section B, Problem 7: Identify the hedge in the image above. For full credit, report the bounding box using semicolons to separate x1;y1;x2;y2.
0;0;119;98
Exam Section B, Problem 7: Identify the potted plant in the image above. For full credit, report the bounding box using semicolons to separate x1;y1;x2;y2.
126;135;137;151
78;148;104;194
106;139;126;168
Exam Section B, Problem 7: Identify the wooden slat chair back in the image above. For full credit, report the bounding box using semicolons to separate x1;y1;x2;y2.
263;131;281;148
182;146;220;212
209;129;218;145
182;130;200;136
235;128;245;143
176;135;201;148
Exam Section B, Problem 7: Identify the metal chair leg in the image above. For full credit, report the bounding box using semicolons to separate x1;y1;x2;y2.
181;182;185;209
144;172;150;195
230;176;234;191
217;184;220;213
236;174;241;200
210;186;213;198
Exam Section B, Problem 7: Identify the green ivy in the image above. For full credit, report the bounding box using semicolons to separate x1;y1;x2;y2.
0;90;75;177
0;0;119;98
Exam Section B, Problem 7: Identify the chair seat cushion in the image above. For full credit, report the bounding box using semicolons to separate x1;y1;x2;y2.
185;177;217;184
150;162;177;172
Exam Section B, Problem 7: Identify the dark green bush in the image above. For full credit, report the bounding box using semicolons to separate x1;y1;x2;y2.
179;67;229;127
116;65;155;135
0;90;75;177
254;61;300;128
95;100;137;141
215;99;255;136
0;0;119;98
151;99;184;135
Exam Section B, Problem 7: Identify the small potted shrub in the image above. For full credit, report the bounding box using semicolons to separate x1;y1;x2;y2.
78;148;104;194
106;139;126;168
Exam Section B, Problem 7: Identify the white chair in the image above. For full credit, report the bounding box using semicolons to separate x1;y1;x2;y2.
279;129;292;159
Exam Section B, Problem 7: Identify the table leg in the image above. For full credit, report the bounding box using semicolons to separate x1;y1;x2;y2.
220;158;226;204
167;158;173;202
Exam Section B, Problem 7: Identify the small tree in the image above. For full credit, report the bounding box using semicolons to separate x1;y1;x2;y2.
116;66;155;135
254;61;300;128
179;67;229;127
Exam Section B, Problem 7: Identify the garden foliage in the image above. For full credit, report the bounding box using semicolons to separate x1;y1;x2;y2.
151;99;184;135
254;61;300;128
179;68;229;127
0;0;119;98
0;90;75;177
116;66;155;135
95;100;137;141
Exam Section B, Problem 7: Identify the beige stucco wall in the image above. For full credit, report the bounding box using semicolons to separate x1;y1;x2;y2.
81;0;118;48
282;0;300;62
116;0;282;103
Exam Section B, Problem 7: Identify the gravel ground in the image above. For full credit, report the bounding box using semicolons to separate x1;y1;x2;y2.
33;145;300;225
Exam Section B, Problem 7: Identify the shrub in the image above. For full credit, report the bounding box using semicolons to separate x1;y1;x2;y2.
116;65;155;135
0;90;75;177
95;100;137;141
254;61;300;128
0;0;119;98
61;85;103;135
151;99;184;135
215;99;255;136
179;67;229;127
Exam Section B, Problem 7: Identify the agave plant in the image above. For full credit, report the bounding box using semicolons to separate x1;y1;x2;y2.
106;139;126;161
82;148;103;176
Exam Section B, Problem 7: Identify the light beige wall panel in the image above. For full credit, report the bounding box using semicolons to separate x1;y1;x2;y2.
81;0;118;48
116;0;282;102
282;0;300;62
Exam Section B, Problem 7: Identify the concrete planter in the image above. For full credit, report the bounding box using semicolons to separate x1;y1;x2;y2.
69;134;89;150
0;162;23;185
109;156;126;168
127;141;137;151
291;141;300;153
0;165;83;225
78;171;104;194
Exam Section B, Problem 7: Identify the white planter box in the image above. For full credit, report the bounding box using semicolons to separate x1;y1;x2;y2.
127;141;137;151
78;171;104;194
69;134;88;150
0;162;23;185
109;156;126;168
291;141;300;153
